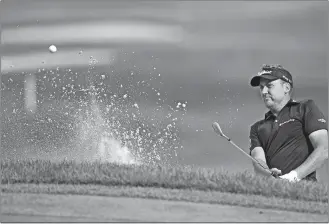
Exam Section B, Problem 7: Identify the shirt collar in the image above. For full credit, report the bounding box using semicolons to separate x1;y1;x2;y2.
264;99;299;120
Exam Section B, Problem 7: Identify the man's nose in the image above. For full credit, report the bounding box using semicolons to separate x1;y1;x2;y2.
261;86;268;94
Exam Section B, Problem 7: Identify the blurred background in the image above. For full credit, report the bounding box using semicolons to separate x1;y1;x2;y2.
1;1;328;182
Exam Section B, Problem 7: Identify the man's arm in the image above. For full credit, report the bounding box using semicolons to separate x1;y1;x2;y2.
295;100;328;179
250;147;272;177
249;123;274;177
294;129;328;180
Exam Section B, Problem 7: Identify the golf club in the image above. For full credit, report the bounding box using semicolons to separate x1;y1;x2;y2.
212;121;278;177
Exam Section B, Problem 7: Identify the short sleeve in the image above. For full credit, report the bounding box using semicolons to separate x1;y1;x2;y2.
249;123;262;155
303;99;328;136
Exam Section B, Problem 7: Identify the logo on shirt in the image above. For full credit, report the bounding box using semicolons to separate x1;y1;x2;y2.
279;119;295;127
318;118;326;123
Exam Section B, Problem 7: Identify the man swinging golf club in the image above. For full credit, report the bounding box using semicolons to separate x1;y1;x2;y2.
249;64;328;182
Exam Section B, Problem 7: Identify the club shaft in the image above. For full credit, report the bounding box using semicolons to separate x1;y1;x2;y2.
228;140;263;166
212;122;271;172
230;140;273;172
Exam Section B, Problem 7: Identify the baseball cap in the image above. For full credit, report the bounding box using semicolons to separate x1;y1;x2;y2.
250;65;293;87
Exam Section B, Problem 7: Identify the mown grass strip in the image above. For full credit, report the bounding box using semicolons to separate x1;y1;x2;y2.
1;159;327;203
2;183;327;215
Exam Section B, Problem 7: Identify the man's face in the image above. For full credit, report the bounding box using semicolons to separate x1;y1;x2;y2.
259;78;288;108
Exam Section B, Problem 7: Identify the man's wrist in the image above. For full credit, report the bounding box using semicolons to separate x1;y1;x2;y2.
290;170;301;181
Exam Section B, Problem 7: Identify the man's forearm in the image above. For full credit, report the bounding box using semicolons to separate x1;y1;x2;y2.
294;147;328;179
252;160;272;177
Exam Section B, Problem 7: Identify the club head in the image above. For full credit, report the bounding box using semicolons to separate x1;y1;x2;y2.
212;122;224;136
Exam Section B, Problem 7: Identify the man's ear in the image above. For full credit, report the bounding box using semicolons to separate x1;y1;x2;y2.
283;82;291;94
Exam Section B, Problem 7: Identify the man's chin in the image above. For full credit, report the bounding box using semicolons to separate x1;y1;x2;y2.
263;99;274;107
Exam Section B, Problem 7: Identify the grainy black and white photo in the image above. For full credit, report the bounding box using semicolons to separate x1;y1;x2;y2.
1;1;328;222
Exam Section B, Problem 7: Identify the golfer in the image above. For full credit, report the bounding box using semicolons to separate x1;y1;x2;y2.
249;64;328;182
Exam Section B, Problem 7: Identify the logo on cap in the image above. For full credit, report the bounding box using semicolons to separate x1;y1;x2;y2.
258;70;272;76
282;75;292;83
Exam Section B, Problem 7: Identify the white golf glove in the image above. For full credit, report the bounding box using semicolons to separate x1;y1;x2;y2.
279;170;301;183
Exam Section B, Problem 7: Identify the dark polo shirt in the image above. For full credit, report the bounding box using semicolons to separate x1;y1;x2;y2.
249;99;328;181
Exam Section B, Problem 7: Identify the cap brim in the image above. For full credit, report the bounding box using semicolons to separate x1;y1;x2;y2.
250;74;278;87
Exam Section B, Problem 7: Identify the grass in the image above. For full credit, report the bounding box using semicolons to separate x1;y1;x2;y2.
2;159;328;204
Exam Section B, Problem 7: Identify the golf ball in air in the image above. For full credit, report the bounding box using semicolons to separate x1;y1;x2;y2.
49;45;57;53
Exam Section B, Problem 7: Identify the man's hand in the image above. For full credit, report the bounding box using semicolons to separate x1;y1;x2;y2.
270;168;282;177
279;170;301;182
